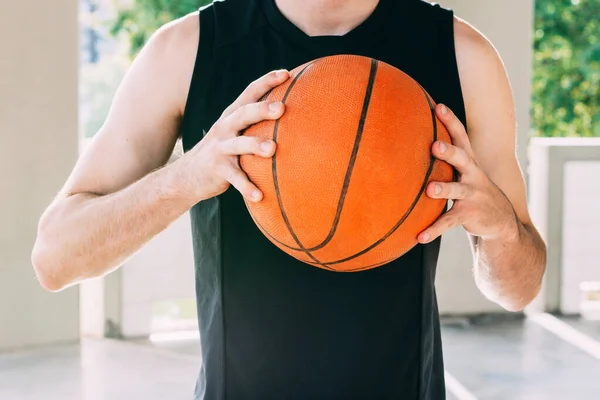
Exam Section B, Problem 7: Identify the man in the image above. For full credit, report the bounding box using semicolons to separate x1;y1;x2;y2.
32;0;546;398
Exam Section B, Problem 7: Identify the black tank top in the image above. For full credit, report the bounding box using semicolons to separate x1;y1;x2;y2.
180;1;466;398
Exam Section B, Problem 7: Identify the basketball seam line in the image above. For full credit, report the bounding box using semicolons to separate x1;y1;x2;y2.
310;83;440;268
247;62;439;271
271;58;380;253
266;59;379;268
270;60;331;268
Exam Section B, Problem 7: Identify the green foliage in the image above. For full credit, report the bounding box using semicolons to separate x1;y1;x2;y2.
108;0;600;137
110;0;211;56
533;0;600;137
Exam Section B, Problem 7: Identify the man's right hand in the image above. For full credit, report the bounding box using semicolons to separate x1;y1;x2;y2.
181;69;290;203
31;13;290;291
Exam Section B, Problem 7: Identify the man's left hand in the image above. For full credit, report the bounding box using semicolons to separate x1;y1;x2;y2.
418;104;519;244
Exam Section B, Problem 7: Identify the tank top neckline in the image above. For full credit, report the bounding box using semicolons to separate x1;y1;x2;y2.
260;0;402;50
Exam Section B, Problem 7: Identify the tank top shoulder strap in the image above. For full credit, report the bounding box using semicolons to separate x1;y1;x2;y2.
414;1;467;128
180;5;212;150
433;3;466;129
181;0;266;150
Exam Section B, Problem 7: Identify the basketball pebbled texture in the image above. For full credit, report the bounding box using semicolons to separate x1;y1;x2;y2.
240;54;453;272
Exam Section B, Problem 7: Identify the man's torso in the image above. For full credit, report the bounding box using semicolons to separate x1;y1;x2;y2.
180;1;466;398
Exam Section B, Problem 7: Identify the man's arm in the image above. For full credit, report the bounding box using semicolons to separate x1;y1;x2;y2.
418;18;546;311
32;12;289;291
31;13;200;291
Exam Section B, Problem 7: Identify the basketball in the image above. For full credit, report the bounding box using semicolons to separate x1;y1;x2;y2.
240;54;453;272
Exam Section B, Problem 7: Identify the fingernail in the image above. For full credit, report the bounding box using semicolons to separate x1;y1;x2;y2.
275;70;287;78
261;141;273;153
440;105;448;115
253;190;262;201
269;102;281;113
434;184;442;195
421;233;430;243
439;142;447;153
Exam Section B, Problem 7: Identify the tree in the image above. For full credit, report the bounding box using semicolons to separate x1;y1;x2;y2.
109;0;600;137
110;0;211;56
533;0;600;137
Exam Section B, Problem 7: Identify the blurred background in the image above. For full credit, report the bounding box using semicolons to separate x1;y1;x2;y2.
1;0;599;399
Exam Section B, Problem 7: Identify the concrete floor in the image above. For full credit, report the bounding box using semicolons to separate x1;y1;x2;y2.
0;339;200;400
1;315;599;400
442;314;600;400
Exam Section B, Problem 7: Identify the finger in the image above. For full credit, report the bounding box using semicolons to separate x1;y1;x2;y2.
220;101;284;134
432;141;474;175
222;70;290;118
224;167;263;203
426;181;473;200
436;104;473;156
418;210;462;244
220;136;276;157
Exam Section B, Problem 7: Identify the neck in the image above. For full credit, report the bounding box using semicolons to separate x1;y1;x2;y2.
274;0;380;37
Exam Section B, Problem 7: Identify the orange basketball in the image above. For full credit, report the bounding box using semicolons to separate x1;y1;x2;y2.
240;55;453;272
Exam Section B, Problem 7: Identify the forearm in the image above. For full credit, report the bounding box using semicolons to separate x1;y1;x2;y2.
473;221;547;311
32;159;197;291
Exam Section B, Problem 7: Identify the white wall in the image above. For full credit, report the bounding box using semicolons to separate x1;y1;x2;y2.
0;0;80;350
529;139;600;313
435;0;534;314
561;161;600;313
121;214;196;337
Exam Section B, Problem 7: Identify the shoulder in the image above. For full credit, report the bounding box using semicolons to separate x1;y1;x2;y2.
150;11;200;59
139;11;200;74
134;12;200;116
453;16;503;72
452;16;514;129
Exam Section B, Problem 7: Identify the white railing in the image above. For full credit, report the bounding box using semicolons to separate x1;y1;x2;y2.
529;137;600;314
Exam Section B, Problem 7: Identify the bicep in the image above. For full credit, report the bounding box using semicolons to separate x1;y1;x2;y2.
455;17;532;228
62;13;199;197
